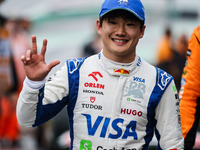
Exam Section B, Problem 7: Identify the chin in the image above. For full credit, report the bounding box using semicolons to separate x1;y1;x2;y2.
113;48;133;55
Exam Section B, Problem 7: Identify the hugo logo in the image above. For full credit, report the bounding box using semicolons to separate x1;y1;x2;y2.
88;72;103;82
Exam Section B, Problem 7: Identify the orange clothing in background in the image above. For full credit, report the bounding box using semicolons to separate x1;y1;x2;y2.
157;35;173;64
179;26;200;149
0;95;19;141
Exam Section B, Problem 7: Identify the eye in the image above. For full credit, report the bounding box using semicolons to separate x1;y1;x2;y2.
127;23;134;26
127;21;138;26
108;20;117;25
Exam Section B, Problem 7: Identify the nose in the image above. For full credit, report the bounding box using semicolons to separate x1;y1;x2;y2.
115;23;126;36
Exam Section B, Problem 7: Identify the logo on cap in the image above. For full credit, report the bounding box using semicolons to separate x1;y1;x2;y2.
118;0;128;4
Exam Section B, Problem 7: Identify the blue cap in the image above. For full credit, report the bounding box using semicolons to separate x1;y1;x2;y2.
99;0;145;22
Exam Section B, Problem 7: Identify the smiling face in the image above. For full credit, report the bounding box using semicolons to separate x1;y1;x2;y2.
97;10;145;63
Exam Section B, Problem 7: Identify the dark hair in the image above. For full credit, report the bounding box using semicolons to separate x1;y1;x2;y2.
0;14;7;27
99;9;144;30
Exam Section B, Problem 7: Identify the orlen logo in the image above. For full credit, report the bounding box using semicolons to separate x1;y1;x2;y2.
88;72;103;82
133;76;145;83
114;69;130;75
85;72;105;89
84;83;105;89
82;114;138;140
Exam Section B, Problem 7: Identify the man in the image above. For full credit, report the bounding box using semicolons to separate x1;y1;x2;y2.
16;0;184;149
179;26;200;150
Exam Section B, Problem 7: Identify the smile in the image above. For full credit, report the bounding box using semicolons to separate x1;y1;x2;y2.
112;39;128;43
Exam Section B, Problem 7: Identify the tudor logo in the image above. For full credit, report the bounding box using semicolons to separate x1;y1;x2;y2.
88;72;103;82
90;97;96;103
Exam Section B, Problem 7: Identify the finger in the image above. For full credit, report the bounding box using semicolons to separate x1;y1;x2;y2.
48;60;60;70
21;55;27;64
41;39;47;56
26;50;32;61
32;35;37;54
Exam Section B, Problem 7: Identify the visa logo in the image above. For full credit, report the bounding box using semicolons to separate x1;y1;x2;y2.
133;76;145;83
82;114;138;140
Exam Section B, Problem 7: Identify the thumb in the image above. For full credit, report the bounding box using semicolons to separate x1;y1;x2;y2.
48;60;60;70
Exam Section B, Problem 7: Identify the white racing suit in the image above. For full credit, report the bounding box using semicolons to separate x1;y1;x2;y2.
17;52;184;150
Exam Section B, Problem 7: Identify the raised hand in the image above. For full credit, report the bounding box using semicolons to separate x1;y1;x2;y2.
21;35;60;81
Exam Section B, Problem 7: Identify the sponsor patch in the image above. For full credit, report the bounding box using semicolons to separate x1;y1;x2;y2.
124;81;146;99
158;71;171;90
88;72;103;82
80;140;92;150
114;69;130;75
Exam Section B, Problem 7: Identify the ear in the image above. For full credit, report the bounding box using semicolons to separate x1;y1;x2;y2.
139;25;146;39
96;20;102;35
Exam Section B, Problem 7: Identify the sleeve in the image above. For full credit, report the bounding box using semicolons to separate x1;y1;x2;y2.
179;26;200;138
179;26;200;100
16;63;69;127
155;80;184;150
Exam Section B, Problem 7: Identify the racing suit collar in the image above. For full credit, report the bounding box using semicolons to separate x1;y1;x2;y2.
98;50;141;76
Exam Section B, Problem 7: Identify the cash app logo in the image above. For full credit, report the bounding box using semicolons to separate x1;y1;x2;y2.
173;86;177;91
80;140;92;150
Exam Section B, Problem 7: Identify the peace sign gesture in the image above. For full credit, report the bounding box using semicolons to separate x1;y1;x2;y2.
21;35;60;81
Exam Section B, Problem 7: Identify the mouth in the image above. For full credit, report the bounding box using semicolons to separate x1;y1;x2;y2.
112;38;129;45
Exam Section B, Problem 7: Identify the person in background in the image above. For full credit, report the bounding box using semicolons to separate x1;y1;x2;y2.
171;34;188;91
1;14;46;150
16;0;184;149
157;33;188;91
156;27;173;65
179;26;200;150
0;14;19;148
82;33;102;57
9;18;30;93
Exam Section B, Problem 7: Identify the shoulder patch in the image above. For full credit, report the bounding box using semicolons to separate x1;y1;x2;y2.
157;68;172;91
67;58;86;74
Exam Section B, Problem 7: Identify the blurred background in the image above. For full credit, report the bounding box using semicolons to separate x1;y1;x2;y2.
0;0;200;150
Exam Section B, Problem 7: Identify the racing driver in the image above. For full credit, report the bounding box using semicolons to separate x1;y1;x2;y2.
17;0;184;149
